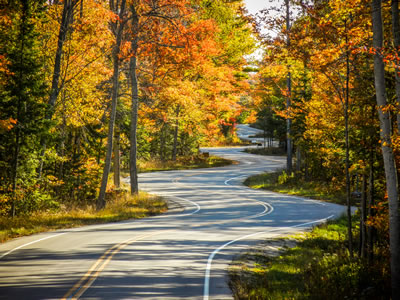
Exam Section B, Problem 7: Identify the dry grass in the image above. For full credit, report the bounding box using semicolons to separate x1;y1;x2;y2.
137;154;234;172
0;191;167;243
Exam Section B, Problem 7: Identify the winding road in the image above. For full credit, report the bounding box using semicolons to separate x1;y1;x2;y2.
0;125;348;299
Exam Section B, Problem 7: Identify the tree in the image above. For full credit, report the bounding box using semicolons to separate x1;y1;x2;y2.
285;0;293;172
391;0;400;133
37;0;79;178
371;0;400;297
129;2;139;195
0;0;48;216
97;0;127;210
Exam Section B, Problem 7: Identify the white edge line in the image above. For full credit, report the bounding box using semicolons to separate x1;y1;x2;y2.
0;232;67;260
172;196;201;216
152;195;201;218
224;175;274;219
203;214;335;300
224;175;247;186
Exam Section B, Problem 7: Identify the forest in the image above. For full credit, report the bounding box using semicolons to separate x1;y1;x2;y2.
1;0;400;298
252;0;400;298
0;0;256;214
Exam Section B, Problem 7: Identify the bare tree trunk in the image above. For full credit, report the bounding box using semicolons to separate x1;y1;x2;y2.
371;1;400;297
392;0;400;133
97;0;126;210
113;130;121;189
129;4;139;195
344;21;353;257
47;0;77;115
285;0;292;172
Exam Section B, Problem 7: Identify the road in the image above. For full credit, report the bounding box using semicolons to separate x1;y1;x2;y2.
0;126;348;300
236;124;278;147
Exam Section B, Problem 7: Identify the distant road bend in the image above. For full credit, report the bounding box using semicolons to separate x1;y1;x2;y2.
0;125;347;299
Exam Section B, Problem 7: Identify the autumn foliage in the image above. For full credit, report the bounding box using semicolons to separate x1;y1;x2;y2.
251;0;400;296
0;0;255;215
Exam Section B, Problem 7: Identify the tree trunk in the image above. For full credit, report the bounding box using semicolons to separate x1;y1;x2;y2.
371;1;400;297
11;125;20;217
296;146;301;172
391;0;400;133
97;0;126;210
344;21;353;257
285;0;292;172
367;158;375;263
113;130;121;189
47;0;77;115
172;106;180;161
38;0;77;179
160;124;166;161
129;4;139;195
360;174;367;258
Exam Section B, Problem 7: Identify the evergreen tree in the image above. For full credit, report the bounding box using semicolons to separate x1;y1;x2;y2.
0;0;48;216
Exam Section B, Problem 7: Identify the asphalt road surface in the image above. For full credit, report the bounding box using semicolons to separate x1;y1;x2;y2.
235;124;278;147
0;126;348;300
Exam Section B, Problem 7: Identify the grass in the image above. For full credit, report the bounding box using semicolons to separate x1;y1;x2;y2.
244;170;348;205
229;216;390;300
0;191;167;243
137;154;235;172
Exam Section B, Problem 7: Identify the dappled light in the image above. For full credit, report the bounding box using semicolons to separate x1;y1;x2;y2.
1;0;399;298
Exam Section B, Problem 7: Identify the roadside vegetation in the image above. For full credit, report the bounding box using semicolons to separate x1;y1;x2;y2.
237;168;391;299
0;191;166;243
0;154;233;243
244;170;348;205
247;0;400;295
229;215;390;300
137;154;234;172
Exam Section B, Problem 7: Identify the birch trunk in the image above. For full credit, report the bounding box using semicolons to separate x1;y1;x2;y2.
371;1;400;297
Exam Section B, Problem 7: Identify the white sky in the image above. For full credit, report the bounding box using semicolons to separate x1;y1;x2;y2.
242;0;275;61
243;0;270;15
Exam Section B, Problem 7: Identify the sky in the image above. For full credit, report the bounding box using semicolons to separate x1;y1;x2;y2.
242;0;274;61
243;0;270;16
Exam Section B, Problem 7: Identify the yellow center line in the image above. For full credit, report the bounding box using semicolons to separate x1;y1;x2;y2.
63;170;271;299
61;230;171;300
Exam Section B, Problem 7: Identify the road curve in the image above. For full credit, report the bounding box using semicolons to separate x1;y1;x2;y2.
0;138;347;299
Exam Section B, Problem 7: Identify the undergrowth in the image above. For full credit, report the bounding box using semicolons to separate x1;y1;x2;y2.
229;216;391;300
